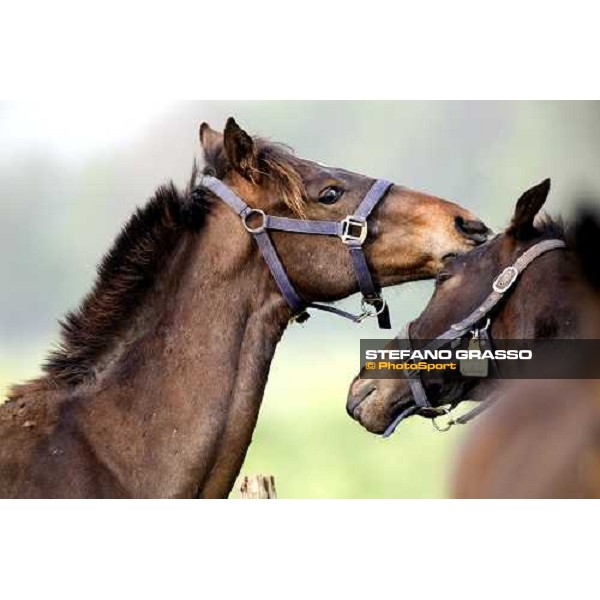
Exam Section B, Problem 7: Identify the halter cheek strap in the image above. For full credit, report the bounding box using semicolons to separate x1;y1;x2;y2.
199;175;393;329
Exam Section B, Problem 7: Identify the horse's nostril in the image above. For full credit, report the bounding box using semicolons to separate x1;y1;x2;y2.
455;216;490;244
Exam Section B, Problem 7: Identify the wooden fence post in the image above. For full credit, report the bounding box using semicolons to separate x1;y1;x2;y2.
239;475;277;499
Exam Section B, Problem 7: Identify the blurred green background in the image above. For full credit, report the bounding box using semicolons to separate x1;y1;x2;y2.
2;101;600;497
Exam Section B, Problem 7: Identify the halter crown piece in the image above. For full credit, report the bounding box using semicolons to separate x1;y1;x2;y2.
198;175;393;329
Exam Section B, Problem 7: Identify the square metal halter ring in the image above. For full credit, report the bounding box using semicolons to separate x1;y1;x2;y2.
340;216;368;245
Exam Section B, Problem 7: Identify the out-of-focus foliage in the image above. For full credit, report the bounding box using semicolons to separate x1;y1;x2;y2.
2;101;599;497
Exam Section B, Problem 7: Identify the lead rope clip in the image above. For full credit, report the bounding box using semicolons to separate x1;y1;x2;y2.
432;406;456;432
356;297;387;322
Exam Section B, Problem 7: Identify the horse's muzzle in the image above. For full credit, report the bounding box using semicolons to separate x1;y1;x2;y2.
346;378;377;418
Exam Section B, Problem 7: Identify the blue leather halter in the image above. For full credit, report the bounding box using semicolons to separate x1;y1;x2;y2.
199;175;393;329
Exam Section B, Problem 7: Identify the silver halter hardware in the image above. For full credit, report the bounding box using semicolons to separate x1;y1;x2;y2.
340;216;368;245
492;266;519;293
242;209;267;234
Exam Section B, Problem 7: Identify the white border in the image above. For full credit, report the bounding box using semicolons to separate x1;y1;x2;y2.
1;3;599;597
1;501;599;599
1;2;599;98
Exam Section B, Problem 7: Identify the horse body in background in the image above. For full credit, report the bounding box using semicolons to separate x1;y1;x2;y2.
0;118;486;498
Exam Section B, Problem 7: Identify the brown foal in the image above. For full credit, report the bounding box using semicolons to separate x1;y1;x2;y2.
0;118;486;498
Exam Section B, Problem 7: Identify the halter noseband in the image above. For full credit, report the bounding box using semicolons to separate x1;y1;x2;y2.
199;175;393;328
382;237;567;437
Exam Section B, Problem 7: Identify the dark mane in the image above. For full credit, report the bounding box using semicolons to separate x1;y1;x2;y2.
10;166;208;396
535;213;566;239
8;140;308;401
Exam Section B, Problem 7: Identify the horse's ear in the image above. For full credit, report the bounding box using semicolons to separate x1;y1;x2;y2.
223;117;259;182
199;121;223;155
199;122;226;176
508;178;551;240
200;122;222;148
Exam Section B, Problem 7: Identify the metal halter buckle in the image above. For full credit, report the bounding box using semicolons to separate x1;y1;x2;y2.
340;216;367;245
492;266;518;293
242;209;267;234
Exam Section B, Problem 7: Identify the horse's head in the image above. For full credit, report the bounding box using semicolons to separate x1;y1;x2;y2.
200;118;489;303
347;179;565;434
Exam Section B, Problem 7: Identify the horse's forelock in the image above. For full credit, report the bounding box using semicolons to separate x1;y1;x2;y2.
256;142;307;218
202;137;307;217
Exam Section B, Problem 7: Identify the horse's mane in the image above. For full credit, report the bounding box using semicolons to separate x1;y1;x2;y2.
535;213;566;239
8;141;307;399
23;165;207;392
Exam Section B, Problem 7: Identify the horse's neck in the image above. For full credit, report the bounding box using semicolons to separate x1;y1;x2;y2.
498;248;583;338
78;210;289;498
471;249;581;404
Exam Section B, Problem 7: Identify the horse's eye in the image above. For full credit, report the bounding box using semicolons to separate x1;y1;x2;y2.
436;272;452;284
318;186;344;205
